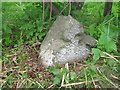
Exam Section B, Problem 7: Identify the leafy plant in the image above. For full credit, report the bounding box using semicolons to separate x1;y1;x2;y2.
92;48;105;63
2;2;119;88
49;66;77;85
49;66;67;84
97;24;117;52
2;2;51;47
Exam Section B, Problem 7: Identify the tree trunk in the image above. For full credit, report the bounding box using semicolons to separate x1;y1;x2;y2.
103;1;113;16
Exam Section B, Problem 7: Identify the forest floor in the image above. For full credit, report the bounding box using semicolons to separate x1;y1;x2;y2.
1;43;120;89
1;2;120;89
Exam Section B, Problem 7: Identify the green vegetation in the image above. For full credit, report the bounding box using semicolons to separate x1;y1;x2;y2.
1;2;120;89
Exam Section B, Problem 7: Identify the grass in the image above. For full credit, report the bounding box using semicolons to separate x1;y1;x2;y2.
1;44;119;88
1;2;120;89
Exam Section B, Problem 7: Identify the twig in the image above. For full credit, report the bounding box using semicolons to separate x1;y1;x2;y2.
73;62;76;70
59;4;69;15
47;84;55;89
84;69;88;86
61;63;69;86
111;74;119;80
6;53;17;57
61;79;98;87
35;81;44;88
101;56;120;58
94;85;101;88
50;1;52;20
91;75;96;87
65;63;69;70
61;74;65;86
16;80;22;88
97;67;118;88
103;52;120;63
66;63;70;85
17;79;26;88
68;0;71;15
32;41;41;47
0;79;6;83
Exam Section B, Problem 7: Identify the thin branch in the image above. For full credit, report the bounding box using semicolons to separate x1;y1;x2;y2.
47;84;55;89
68;0;71;15
0;79;5;84
111;74;120;80
16;80;22;88
91;75;96;87
17;79;26;88
65;63;69;70
101;56;120;58
61;63;69;86
50;0;52;19
59;4;69;15
103;52;120;63
61;73;65;86
97;67;118;88
73;62;76;70
103;1;113;16
35;81;44;88
61;79;98;87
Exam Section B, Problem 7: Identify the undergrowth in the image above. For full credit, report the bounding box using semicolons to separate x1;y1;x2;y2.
1;2;120;89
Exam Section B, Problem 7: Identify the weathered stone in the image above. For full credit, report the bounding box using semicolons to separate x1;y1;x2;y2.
39;15;97;67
